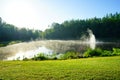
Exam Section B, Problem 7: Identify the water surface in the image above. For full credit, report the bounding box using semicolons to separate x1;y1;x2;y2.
0;40;119;60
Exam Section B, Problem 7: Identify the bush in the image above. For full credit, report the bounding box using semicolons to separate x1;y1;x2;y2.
83;49;91;58
83;48;120;58
83;48;102;57
113;48;120;56
23;57;29;61
0;44;4;47
32;53;48;61
8;41;22;45
50;53;58;60
101;50;113;56
60;51;80;60
29;48;120;61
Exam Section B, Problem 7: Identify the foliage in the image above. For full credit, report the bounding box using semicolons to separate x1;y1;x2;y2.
8;41;21;45
83;48;103;57
0;56;120;80
113;48;120;56
32;53;49;60
31;53;59;60
59;48;120;59
0;44;5;47
60;51;80;60
0;18;42;42
26;48;120;61
83;48;120;58
44;12;120;40
101;50;113;56
0;41;22;47
23;56;29;61
1;12;120;41
49;53;58;60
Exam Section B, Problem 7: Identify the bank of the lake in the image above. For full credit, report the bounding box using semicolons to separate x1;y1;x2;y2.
0;41;22;47
0;56;120;80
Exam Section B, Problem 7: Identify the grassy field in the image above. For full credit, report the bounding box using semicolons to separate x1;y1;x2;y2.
0;56;120;80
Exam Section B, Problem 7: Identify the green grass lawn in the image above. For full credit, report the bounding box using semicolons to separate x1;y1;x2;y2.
0;56;120;80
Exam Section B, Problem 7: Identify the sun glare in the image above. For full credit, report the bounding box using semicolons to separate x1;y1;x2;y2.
3;0;42;30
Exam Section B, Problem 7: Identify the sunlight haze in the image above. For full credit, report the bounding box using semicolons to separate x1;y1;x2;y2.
0;0;120;31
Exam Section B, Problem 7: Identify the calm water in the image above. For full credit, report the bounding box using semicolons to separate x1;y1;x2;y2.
0;40;120;60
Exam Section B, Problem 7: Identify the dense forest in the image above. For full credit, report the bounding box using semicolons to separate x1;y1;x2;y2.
0;12;120;42
0;17;42;42
44;12;120;40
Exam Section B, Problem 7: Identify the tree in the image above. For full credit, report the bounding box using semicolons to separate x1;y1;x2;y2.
43;12;120;40
0;18;42;41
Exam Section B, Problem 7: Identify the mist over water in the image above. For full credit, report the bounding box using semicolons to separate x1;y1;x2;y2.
87;29;96;49
7;46;53;60
0;40;91;60
0;29;120;60
80;28;96;49
0;41;53;60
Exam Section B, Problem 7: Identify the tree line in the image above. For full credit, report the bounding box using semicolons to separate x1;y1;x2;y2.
0;17;42;42
43;12;120;40
0;12;120;42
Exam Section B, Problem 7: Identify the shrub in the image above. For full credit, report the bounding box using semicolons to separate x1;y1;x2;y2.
50;53;58;60
60;51;80;60
52;57;58;60
32;53;48;61
83;48;120;58
83;49;91;58
0;44;4;47
23;57;29;61
30;48;120;61
101;50;112;56
113;48;120;56
8;41;21;45
83;48;102;57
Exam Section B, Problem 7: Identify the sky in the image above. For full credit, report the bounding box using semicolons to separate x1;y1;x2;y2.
0;0;120;31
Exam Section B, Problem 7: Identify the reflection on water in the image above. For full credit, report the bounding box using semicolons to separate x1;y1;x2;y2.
0;40;120;60
7;46;53;60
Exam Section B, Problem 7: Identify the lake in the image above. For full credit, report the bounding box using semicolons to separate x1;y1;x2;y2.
0;40;120;60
